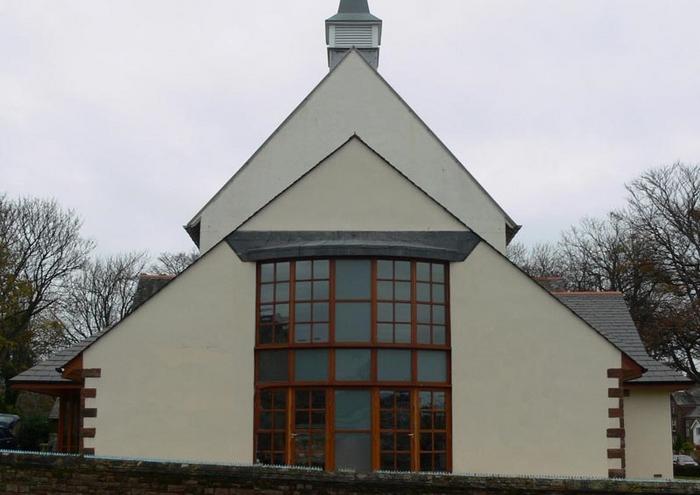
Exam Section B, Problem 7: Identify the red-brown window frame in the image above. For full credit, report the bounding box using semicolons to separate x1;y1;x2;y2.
253;258;452;472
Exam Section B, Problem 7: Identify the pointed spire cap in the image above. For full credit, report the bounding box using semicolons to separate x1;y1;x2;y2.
327;0;381;23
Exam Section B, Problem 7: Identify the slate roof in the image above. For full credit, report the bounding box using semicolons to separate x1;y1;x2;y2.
11;275;174;385
327;0;381;23
555;292;690;384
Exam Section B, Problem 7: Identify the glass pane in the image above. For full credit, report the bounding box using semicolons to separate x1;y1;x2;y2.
335;390;371;429
296;260;312;280
258;350;288;382
395;261;411;280
335;350;371;381
313;303;329;321
433;305;445;325
261;284;274;303
336;260;371;300
377;350;412;382
377;281;393;300
417;263;430;282
295;324;311;343
314;260;329;279
377;303;393;322
312;323;329;343
335;433;372;472
395;303;411;323
296;282;312;301
295;350;329;381
377;260;393;279
275;304;289;320
377;324;393;343
314;281;329;300
417;283;431;302
259;326;273;344
261;263;275;283
276;283;289;302
395;282;411;301
433;284;445;303
433;326;446;345
417;304;431;324
295;303;311;322
395;324;411;343
277;262;290;281
417;325;431;344
432;264;445;283
418;351;448;382
335;302;371;342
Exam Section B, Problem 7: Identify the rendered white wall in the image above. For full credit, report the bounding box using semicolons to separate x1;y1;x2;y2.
450;242;621;477
196;51;510;253
82;243;255;464
625;388;673;479
240;137;467;232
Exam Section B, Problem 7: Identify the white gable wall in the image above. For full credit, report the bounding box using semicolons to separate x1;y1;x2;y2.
240;137;467;232
450;242;621;476
197;51;509;252
624;389;673;478
82;243;255;463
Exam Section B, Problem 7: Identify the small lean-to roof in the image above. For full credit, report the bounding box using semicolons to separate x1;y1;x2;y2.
556;292;690;384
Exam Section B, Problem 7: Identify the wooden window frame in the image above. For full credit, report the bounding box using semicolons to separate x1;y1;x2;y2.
254;258;452;473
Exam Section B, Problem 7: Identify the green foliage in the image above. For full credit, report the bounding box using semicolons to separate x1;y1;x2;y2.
15;415;50;452
674;435;695;455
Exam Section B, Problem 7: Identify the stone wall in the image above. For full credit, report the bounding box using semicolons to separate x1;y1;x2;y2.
1;452;700;495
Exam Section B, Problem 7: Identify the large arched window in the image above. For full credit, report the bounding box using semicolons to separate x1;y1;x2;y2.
254;259;451;472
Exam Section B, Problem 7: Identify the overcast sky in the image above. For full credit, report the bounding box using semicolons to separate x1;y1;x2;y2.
1;0;699;256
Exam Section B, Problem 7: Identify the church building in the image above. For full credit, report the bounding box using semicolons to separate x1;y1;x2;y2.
11;0;690;479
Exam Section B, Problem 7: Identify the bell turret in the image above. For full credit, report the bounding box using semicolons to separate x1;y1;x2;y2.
326;0;382;70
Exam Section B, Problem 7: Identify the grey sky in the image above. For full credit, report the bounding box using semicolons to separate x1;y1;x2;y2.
1;0;699;256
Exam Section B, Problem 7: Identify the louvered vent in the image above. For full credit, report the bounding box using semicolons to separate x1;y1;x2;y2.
334;25;374;48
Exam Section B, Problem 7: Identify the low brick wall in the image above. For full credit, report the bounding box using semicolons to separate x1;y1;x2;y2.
1;452;700;495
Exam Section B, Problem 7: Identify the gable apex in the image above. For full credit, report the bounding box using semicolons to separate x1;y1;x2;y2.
188;49;518;253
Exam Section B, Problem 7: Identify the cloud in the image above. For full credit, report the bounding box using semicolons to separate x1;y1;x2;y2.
1;0;699;254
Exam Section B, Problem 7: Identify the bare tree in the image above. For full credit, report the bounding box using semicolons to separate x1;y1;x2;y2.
150;250;198;276
0;197;93;378
506;242;562;278
58;252;148;343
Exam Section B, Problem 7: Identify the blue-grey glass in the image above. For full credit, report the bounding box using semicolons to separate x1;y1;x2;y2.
418;351;447;382
261;264;275;283
336;260;371;300
277;262;290;281
377;303;392;322
314;260;329;279
377;350;412;381
377;281;393;300
434;391;446;409
260;305;274;323
335;433;372;472
417;325;431;344
395;324;411;343
296;260;312;280
395;282;411;301
295;303;311;322
417;262;430;282
313;281;329;300
313;303;329;321
312;323;329;343
395;303;411;323
377;260;393;279
275;304;289;319
335;350;371;381
432;264;445;283
377;324;393;343
335;302;371;342
275;283;289;302
417;304;431;323
261;284;274;303
419;391;432;409
433;284;445;303
417;283;430;302
433;305;446;325
295;350;329;381
296;282;312;301
433;325;446;345
295;324;311;343
258;350;288;382
335;390;371;429
395;261;411;280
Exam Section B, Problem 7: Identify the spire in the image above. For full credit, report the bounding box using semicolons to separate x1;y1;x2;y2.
326;0;382;70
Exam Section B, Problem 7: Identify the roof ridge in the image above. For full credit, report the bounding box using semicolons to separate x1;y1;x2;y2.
553;291;623;296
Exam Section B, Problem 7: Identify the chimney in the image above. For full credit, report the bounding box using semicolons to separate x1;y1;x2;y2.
326;0;382;70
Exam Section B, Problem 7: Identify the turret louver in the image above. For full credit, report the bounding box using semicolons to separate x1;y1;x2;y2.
326;0;382;70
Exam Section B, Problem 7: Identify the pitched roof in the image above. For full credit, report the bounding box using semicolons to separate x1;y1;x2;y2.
555;292;690;384
132;274;175;310
327;0;382;23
